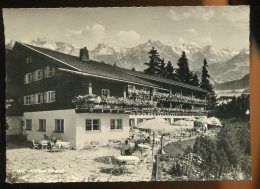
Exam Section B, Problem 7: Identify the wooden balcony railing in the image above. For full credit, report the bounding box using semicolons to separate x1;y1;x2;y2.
74;103;208;116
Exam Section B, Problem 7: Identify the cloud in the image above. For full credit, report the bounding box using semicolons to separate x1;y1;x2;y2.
65;28;84;39
168;10;181;21
179;37;186;43
168;7;215;22
188;28;199;35
200;9;215;21
201;36;212;43
116;30;140;43
220;6;249;23
183;12;192;19
91;24;106;36
65;24;106;40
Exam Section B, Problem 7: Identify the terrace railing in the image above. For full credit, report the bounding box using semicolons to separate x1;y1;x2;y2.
72;94;208;116
153;92;207;106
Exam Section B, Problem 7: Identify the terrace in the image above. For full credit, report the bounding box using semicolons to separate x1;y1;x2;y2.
72;91;208;116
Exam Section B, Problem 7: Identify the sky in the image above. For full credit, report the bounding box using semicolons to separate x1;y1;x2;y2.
3;6;249;50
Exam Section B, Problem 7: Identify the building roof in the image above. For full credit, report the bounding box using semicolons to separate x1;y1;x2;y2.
17;42;162;89
16;42;207;93
114;67;208;93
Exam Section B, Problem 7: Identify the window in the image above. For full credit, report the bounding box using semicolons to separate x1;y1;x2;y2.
29;95;36;104
174;118;182;122
101;89;110;97
137;118;144;124
129;119;135;127
34;69;43;81
110;119;123;130
24;96;30;105
50;91;55;102
26;56;33;64
85;119;100;131
55;119;64;132
44;91;55;103
44;66;55;78
38;119;46;131
32;71;37;81
36;93;44;104
44;66;50;78
24;73;33;84
164;118;171;124
50;67;56;76
25;119;32;130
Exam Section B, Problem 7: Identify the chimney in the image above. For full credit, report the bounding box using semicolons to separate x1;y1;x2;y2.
79;47;89;61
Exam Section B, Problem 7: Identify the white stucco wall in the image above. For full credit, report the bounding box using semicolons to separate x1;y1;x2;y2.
75;113;130;149
6;116;23;135
129;114;207;125
23;109;77;148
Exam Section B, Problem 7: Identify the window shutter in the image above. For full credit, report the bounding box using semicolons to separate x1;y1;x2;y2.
23;96;26;105
50;91;55;102
44;92;48;103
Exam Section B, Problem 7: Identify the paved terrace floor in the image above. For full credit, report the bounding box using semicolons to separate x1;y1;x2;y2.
6;145;154;182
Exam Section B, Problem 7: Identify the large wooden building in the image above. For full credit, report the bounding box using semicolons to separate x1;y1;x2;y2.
6;42;208;148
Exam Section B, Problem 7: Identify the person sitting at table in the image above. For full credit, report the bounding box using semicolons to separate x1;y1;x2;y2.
129;134;136;143
145;136;151;143
121;139;132;156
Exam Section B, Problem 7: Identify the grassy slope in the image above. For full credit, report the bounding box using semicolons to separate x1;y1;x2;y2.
163;138;196;156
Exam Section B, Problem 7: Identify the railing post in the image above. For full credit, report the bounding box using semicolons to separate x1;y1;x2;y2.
88;79;92;95
123;85;127;99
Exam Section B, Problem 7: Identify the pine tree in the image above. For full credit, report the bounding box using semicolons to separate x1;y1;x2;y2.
144;47;161;75
165;61;175;80
200;58;217;111
176;51;193;84
131;67;136;71
200;58;212;91
158;58;166;77
191;73;200;87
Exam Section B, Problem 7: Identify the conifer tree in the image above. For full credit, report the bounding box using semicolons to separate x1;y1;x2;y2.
144;47;161;75
191;73;200;87
159;58;166;77
200;58;217;111
165;61;175;80
200;58;212;91
176;51;193;84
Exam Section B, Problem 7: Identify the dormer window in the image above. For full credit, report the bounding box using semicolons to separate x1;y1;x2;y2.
26;56;33;64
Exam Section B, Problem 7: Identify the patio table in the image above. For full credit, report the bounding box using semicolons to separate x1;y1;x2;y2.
138;144;150;149
55;141;71;150
138;144;151;156
39;140;48;150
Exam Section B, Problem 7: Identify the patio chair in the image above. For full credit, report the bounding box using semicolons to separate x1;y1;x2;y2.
32;140;39;149
87;162;100;182
63;141;73;150
50;143;60;152
90;141;100;150
40;140;48;150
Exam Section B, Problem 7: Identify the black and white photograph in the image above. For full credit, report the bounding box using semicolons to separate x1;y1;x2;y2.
4;6;250;182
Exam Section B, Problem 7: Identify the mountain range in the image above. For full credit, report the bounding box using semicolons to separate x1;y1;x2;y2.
5;37;249;85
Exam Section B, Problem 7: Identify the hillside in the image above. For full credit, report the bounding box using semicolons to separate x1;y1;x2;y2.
215;74;249;90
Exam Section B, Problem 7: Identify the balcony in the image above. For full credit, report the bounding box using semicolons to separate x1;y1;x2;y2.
153;92;208;106
72;94;208;116
128;89;207;106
